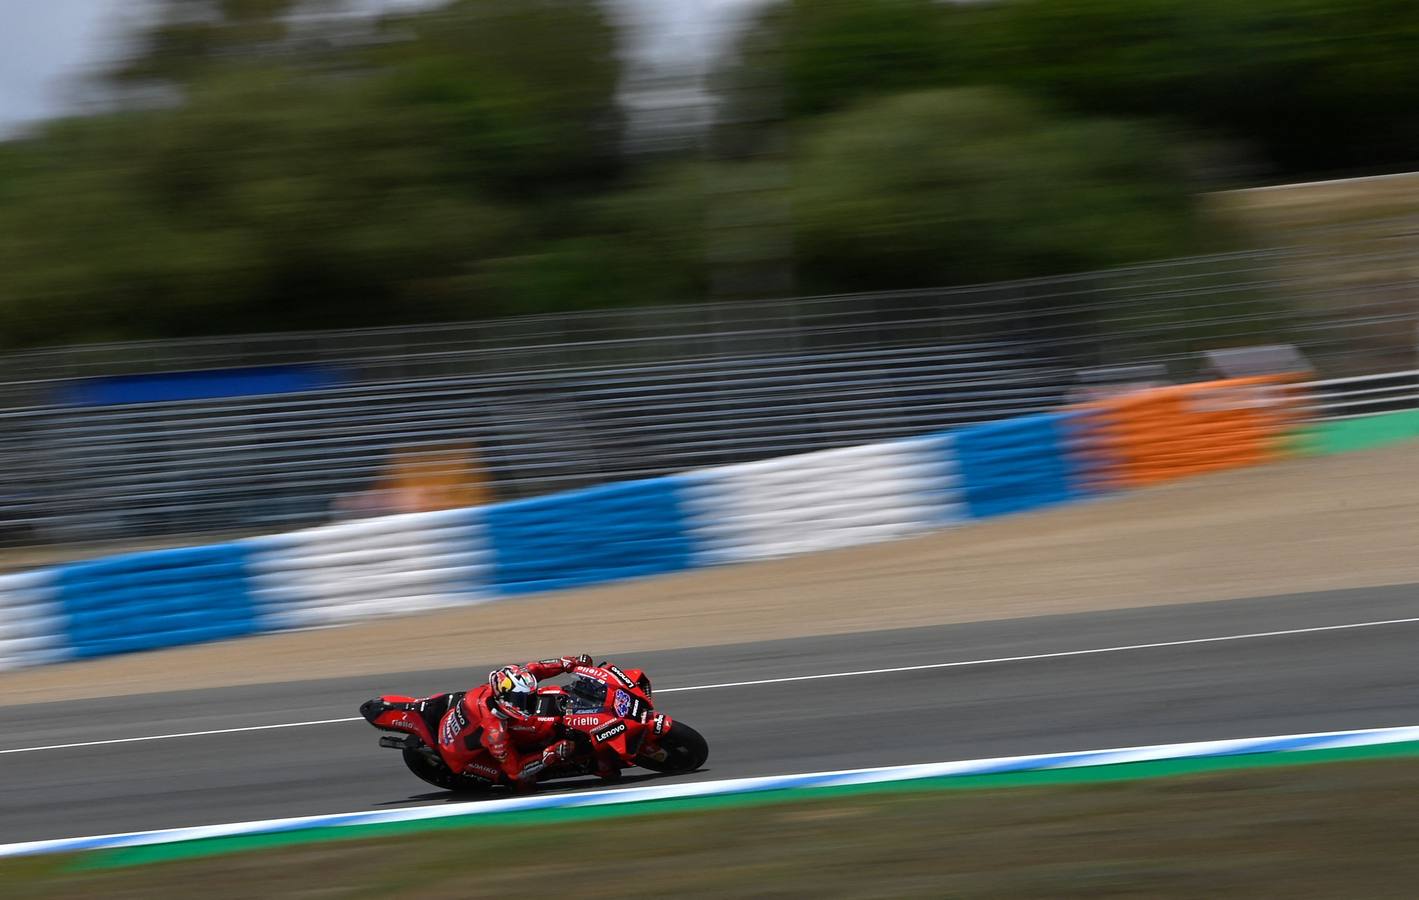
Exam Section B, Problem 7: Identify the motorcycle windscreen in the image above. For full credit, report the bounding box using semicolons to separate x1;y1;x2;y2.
564;675;608;713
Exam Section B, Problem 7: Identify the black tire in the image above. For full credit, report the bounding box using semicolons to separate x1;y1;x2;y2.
637;721;709;774
401;745;492;794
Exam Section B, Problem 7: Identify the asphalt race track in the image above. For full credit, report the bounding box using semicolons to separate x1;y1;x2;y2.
3;584;1419;845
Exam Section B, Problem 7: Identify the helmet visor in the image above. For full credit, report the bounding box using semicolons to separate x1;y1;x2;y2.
501;689;537;715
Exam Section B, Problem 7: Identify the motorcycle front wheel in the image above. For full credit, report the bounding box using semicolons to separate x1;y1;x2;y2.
637;721;709;774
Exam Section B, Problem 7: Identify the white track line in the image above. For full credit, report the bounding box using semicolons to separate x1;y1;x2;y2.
655;615;1419;693
0;718;360;755
5;614;1419;756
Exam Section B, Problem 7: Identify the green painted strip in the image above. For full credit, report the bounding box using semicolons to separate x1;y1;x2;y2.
76;739;1419;871
1296;409;1419;456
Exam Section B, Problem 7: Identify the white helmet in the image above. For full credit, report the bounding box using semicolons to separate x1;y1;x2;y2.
489;665;538;721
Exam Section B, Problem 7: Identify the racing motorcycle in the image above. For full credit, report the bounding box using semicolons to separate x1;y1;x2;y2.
360;660;709;792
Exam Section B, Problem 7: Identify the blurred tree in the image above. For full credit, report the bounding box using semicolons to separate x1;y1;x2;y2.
110;0;304;85
472;164;712;314
371;0;624;200
732;0;1419;176
0;0;624;346
0;82;514;344
723;0;975;123
790;89;1221;291
984;0;1419;174
10;0;1401;350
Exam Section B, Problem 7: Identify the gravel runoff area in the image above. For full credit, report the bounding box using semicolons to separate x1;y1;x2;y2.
1;442;1415;705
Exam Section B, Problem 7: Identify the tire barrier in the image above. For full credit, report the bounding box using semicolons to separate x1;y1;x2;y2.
1079;376;1304;489
55;544;258;660
247;508;490;630
0;571;67;672
484;478;694;595
0;375;1330;671
951;414;1084;518
684;436;962;565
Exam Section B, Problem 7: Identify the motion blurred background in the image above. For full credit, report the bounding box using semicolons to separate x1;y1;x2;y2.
0;0;1415;556
3;2;1419;894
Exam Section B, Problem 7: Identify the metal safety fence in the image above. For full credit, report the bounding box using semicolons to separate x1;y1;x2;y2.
0;246;1413;404
1307;369;1419;419
0;341;1072;545
0;246;1413;551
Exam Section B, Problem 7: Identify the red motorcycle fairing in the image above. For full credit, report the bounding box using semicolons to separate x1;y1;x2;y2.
562;664;667;764
647;710;675;742
578;663;653;700
433;687;570;783
460;758;504;783
359;694;439;748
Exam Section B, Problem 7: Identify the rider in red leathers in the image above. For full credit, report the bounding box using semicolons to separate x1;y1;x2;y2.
438;654;594;791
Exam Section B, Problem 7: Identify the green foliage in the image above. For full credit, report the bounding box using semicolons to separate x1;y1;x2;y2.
371;0;624;198
8;0;1407;348
0;0;623;346
738;0;977;120
473;164;712;315
112;0;301;84
984;0;1419;173
0;93;513;344
745;0;1419;175
791;89;1216;291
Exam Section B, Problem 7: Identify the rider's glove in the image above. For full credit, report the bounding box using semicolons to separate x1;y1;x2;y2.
563;653;593;669
542;739;575;765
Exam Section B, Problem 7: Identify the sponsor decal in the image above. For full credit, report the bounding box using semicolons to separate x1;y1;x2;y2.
539;658;563;666
566;715;602;728
439;702;470;746
465;762;500;780
593;721;627;744
606;665;636;689
613;690;632;717
652;714;667;736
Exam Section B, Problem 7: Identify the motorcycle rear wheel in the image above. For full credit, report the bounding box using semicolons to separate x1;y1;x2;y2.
402;746;492;793
637;721;709;774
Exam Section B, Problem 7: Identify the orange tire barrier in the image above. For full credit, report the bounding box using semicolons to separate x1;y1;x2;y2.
1077;375;1307;490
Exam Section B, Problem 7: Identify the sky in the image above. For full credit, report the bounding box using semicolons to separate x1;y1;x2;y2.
0;0;149;132
0;0;767;134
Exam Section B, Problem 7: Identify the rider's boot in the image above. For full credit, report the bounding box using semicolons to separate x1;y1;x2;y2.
593;748;622;781
507;740;574;793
